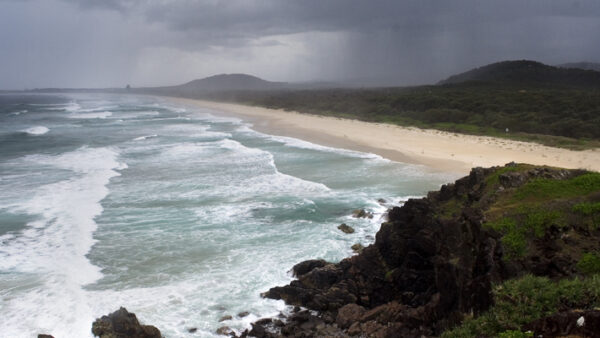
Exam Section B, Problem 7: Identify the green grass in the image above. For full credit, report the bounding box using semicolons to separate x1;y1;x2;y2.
578;252;600;275
513;173;600;201
485;217;526;259
442;274;600;337
484;206;564;259
573;201;600;216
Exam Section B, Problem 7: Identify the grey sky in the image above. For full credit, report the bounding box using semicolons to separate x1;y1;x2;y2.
1;0;599;89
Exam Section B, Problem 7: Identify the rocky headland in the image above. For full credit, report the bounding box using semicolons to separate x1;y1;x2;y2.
241;163;600;337
88;163;600;337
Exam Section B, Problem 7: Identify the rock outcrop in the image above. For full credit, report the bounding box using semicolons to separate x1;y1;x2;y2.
249;164;599;337
91;307;161;338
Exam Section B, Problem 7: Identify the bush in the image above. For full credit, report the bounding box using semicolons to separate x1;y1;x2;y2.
442;274;600;337
578;252;600;275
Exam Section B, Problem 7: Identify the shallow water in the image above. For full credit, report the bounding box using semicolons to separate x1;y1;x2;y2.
0;93;457;337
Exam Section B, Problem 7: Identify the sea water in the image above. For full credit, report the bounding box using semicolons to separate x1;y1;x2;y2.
0;93;457;337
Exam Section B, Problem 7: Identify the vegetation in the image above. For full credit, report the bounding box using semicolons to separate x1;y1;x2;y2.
513;172;600;201
164;61;600;149
477;168;600;259
198;83;600;149
578;252;600;275
442;274;600;337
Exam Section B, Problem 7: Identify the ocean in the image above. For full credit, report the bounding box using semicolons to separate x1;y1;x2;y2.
0;93;455;337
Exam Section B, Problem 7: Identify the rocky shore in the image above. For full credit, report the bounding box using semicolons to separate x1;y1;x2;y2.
238;163;600;337
73;163;599;338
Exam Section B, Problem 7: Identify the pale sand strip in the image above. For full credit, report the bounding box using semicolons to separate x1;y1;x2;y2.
168;97;600;175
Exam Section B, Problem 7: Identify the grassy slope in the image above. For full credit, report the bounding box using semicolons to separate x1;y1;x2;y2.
201;83;600;150
436;164;600;336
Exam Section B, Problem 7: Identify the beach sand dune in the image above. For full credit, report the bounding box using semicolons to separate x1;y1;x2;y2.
170;98;600;174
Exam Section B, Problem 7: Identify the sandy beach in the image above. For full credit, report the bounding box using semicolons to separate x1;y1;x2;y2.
169;97;600;175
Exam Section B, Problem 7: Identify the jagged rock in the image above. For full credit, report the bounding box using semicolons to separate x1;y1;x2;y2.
91;307;161;338
216;326;232;335
188;327;197;333
291;259;327;277
351;243;364;253
336;303;366;329
524;310;600;337
352;209;373;219
337;223;355;234
237;311;249;318
219;315;232;322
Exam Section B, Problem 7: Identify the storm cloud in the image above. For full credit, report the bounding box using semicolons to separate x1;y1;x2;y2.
1;0;599;89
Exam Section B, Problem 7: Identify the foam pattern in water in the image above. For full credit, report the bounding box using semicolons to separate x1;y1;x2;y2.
0;94;457;337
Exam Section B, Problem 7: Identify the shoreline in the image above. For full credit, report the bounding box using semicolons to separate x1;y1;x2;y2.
166;97;600;175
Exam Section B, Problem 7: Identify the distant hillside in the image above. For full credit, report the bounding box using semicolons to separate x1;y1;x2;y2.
439;60;600;87
175;73;286;92
558;62;600;72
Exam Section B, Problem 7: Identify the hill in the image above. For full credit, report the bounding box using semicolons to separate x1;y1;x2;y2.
176;73;286;92
558;62;600;72
439;60;600;87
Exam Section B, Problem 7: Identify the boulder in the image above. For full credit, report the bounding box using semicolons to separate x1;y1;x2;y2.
216;326;232;335
91;307;161;338
352;209;373;219
219;315;232;322
291;259;327;277
336;303;366;329
337;223;355;234
351;243;364;253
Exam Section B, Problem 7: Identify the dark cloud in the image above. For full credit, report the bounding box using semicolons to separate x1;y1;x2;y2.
1;0;600;88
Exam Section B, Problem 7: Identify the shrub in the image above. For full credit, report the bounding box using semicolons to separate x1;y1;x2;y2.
578;252;600;275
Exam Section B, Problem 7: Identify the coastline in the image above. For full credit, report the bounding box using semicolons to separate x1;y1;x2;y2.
167;97;600;175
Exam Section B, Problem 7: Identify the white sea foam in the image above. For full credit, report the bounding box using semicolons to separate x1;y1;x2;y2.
237;125;387;161
117;110;161;119
133;134;158;141
22;126;49;135
47;102;81;112
0;147;126;337
161;124;232;139
68;111;112;119
10;109;28;115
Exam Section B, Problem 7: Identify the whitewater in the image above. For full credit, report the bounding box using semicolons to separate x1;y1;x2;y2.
0;93;455;337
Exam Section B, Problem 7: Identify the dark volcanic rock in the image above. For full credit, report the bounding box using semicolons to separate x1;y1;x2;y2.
291;259;327;277
37;335;54;338
337;223;355;234
219;315;233;322
216;326;232;335
351;243;364;253
263;166;508;336
336;303;366;329
352;209;373;219
91;307;161;338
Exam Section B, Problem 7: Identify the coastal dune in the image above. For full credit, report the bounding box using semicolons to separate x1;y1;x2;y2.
170;98;600;174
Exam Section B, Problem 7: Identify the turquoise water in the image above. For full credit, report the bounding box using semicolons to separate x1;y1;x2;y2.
0;94;456;337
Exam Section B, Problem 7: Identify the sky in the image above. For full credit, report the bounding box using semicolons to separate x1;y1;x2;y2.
1;0;599;89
